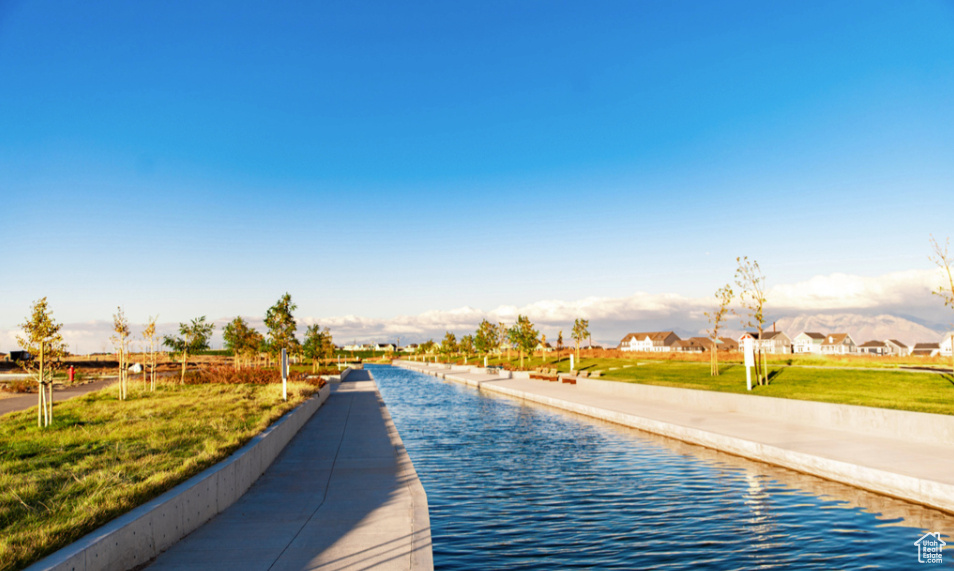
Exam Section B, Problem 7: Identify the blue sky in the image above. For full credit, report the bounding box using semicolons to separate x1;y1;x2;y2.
2;1;953;348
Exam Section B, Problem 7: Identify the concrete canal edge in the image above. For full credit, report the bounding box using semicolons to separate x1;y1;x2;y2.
396;361;954;515
26;383;332;571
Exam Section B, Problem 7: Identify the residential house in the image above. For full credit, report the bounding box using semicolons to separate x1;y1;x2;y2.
857;340;888;356
792;332;826;354
912;343;941;357
717;337;739;352
884;339;909;356
672;337;713;352
739;331;793;354
374;343;397;352
619;331;681;352
821;333;856;355
940;332;954;357
534;341;554;353
401;344;420;353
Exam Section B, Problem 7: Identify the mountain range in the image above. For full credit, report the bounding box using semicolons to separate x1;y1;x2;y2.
773;313;945;347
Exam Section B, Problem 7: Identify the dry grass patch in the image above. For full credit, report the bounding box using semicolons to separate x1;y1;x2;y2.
0;381;319;571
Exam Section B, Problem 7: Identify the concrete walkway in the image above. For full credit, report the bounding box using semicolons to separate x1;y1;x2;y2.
0;377;117;417
399;361;954;515
148;374;432;571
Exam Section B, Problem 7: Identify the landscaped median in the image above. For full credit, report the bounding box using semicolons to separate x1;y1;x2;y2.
1;375;328;571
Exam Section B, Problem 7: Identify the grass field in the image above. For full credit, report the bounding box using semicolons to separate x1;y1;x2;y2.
0;381;319;571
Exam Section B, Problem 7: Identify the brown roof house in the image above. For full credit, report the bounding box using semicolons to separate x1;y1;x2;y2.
672;337;713;353
821;333;856;355
885;339;909;356
858;340;888;356
619;331;681;352
739;331;793;354
912;342;941;357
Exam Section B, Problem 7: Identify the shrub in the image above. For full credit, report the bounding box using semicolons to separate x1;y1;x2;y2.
183;366;325;388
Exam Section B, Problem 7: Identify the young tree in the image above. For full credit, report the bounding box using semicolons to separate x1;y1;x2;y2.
557;330;564;361
474;319;498;358
112;307;130;400
508;315;539;369
163;316;215;384
930;235;954;374
571;318;590;364
303;324;326;373
16;297;66;427
440;331;458;358
320;327;334;359
265;293;300;365
459;334;475;356
497;322;510;360
142;316;158;391
735;256;768;386
223;316;263;369
705;284;734;376
420;339;436;355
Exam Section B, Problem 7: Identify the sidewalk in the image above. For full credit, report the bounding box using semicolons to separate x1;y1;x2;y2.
398;361;954;515
0;377;117;417
148;375;432;571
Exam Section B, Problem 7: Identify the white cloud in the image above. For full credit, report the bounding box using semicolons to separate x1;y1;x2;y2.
768;269;940;312
1;269;948;352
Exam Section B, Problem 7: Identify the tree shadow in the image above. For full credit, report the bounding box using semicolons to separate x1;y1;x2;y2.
766;367;786;384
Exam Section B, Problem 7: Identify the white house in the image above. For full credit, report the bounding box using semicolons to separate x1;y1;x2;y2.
821;333;856;355
940;332;954;357
619;331;681;352
793;332;825;354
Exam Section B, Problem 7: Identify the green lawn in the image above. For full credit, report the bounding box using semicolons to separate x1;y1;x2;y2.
409;353;954;416
592;361;954;413
0;381;319;571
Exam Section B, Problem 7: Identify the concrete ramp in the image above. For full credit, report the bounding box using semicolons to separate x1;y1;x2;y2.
148;377;432;570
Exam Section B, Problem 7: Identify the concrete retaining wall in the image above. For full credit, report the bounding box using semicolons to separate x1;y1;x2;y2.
28;384;331;571
574;376;954;447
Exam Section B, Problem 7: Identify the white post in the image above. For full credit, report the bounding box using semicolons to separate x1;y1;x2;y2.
744;338;754;391
570;354;575;371
484;356;488;367
281;348;288;401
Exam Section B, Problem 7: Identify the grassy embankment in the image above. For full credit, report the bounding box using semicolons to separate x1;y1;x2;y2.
405;351;954;416
0;380;319;571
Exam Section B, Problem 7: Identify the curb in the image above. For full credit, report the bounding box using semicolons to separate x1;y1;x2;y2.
26;383;332;571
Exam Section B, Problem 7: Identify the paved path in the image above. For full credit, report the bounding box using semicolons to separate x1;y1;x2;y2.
399;361;954;515
148;374;432;571
0;377;117;417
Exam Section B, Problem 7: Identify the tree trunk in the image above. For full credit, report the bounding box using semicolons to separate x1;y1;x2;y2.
180;351;188;384
38;345;45;427
47;377;53;425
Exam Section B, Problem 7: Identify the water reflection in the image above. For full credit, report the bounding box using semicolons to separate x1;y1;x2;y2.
371;365;954;569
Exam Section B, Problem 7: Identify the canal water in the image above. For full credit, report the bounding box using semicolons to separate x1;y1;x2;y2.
369;365;954;569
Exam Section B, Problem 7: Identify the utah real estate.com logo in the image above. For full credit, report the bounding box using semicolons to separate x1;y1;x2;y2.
915;532;946;564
